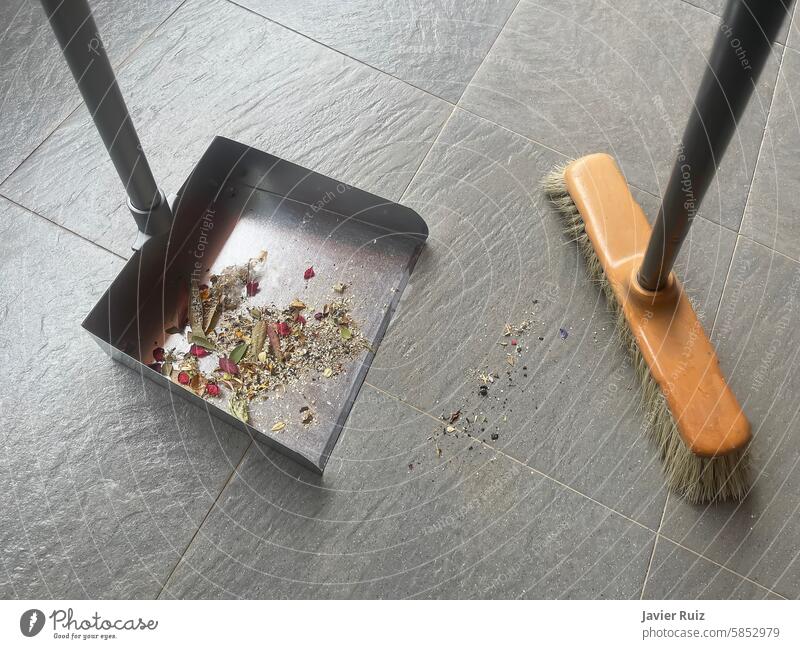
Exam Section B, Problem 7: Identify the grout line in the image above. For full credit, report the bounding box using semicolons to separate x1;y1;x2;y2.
0;193;127;261
0;0;189;189
737;21;792;238
365;380;655;534
656;534;788;599
156;440;253;599
224;0;457;105
454;0;523;105
398;106;456;202
363;379;788;598
710;17;794;335
737;232;800;264
639;493;670;599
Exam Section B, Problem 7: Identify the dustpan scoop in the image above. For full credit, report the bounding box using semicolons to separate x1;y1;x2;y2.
42;0;428;472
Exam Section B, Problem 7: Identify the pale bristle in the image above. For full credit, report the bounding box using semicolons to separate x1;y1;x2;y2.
542;165;749;504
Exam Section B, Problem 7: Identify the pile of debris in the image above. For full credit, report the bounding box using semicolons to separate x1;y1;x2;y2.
149;252;368;425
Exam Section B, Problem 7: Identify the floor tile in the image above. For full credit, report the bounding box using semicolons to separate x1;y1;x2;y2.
459;0;781;232
365;109;735;527
684;0;792;45
0;0;184;184
0;0;452;258
661;237;800;599
0;198;250;598
741;47;800;261
643;537;778;599
232;0;519;102
160;384;654;598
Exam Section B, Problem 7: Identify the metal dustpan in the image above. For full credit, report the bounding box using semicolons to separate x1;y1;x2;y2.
44;0;427;472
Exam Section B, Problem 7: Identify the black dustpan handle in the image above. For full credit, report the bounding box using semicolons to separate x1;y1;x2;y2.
40;0;172;246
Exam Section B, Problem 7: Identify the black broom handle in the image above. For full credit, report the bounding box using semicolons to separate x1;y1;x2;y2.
40;0;172;239
638;0;792;291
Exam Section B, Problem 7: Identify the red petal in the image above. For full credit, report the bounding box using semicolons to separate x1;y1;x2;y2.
245;280;260;297
303;266;315;280
206;382;220;397
276;321;291;337
295;313;306;325
152;347;165;362
219;357;239;375
510;339;518;346
189;343;210;358
178;371;191;385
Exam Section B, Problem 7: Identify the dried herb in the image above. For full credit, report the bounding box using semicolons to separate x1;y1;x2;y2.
189;333;218;351
219;357;239;375
189;280;204;335
271;421;286;432
229;342;248;364
248;320;267;361
163;253;368;431
266;322;283;362
229;396;249;423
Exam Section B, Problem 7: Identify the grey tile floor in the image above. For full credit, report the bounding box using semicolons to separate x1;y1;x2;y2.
1;0;799;599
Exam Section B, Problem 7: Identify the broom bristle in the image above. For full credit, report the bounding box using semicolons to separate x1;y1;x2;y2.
542;165;749;504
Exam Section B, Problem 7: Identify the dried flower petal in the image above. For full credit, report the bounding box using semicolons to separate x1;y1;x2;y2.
178;371;191;385
189;344;210;358
314;312;324;321
206;382;221;397
303;266;315;280
271;421;286;432
152;347;165;362
245;280;260;297
323;367;333;378
333;282;346;293
276;321;291;337
295;313;306;325
219;357;239;375
289;298;306;310
266;323;283;362
510;338;518;346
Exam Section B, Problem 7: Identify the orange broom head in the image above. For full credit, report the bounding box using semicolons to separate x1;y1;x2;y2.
544;153;750;503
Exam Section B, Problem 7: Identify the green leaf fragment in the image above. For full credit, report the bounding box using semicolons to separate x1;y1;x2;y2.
229;342;248;364
339;325;352;341
189;333;218;351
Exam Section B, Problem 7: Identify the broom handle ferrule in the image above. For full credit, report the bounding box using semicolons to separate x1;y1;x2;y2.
638;0;791;291
40;0;172;240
